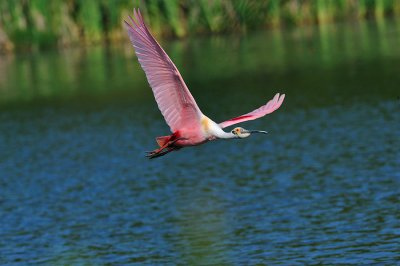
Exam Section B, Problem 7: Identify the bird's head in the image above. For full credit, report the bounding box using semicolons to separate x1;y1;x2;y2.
231;127;268;138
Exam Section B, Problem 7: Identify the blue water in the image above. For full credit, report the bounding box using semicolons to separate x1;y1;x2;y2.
1;20;400;264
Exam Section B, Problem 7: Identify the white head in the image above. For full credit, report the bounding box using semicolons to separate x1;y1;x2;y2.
230;127;268;138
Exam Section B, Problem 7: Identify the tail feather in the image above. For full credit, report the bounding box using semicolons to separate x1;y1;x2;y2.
156;136;170;147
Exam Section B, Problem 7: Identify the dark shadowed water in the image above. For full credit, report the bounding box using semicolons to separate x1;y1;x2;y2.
1;19;400;265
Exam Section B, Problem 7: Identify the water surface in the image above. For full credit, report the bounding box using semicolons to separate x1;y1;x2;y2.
1;20;400;265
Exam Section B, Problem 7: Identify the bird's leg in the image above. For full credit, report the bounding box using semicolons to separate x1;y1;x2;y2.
146;137;187;154
168;137;188;145
145;137;188;158
145;139;174;155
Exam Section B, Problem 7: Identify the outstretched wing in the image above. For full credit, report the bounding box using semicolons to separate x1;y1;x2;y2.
125;9;202;132
219;93;285;128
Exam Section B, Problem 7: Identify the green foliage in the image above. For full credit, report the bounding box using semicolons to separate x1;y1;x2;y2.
77;0;102;42
162;0;185;37
232;0;269;30
198;0;226;32
145;0;163;35
1;0;400;52
266;0;281;27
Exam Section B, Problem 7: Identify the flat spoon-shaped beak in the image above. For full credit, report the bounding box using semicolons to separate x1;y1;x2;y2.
247;130;268;134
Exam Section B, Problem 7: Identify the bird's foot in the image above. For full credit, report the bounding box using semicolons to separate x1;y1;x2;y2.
146;147;174;159
168;137;188;145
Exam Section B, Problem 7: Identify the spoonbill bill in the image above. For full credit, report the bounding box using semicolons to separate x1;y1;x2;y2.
125;9;285;158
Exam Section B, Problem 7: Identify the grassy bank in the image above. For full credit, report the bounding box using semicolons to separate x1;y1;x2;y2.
1;0;400;53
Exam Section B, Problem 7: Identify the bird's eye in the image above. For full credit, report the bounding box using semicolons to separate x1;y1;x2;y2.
231;130;236;134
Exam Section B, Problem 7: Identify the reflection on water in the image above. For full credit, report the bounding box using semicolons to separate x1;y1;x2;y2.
1;18;400;106
1;19;400;264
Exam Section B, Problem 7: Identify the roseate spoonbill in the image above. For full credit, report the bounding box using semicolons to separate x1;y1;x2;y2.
125;9;285;159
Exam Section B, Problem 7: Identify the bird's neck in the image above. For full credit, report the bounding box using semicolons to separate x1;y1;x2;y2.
210;123;236;139
201;115;237;139
216;131;236;139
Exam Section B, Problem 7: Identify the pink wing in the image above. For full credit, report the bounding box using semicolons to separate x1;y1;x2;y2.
219;93;285;128
125;9;202;132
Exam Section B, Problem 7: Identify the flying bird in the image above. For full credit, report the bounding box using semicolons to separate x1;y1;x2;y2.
125;9;285;159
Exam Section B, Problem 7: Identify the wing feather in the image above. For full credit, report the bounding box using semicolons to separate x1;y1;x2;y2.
125;9;202;132
219;93;285;128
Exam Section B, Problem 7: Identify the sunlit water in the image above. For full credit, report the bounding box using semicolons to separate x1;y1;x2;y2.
1;20;400;265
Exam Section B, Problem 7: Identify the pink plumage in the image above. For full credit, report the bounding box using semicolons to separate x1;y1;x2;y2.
218;93;285;128
125;9;202;133
125;9;285;159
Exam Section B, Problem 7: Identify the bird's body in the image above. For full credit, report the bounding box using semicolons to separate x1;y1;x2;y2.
153;115;225;155
161;116;226;147
125;9;285;158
